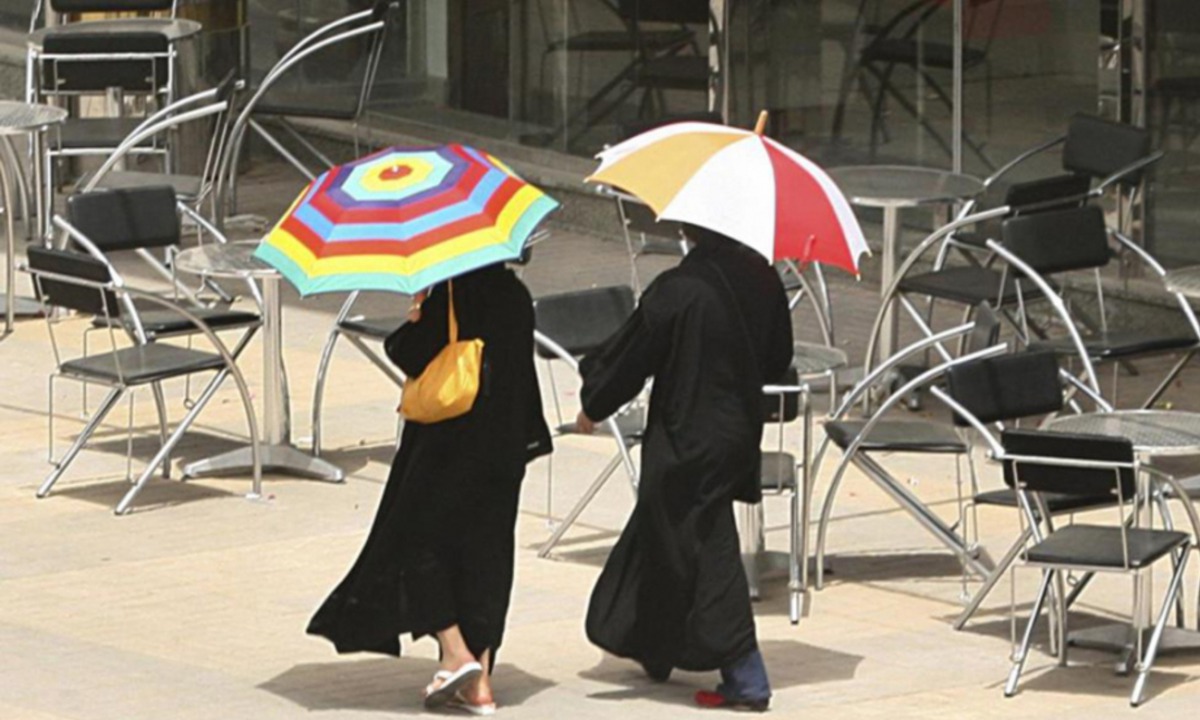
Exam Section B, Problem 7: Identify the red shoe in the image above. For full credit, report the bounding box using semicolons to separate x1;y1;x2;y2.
695;690;769;712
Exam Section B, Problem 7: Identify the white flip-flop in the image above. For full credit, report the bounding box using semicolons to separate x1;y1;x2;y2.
447;690;497;716
424;662;484;709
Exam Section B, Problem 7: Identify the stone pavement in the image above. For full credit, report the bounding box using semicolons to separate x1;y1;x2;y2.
3;160;1200;719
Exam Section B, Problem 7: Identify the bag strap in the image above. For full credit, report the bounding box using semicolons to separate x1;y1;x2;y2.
447;280;458;343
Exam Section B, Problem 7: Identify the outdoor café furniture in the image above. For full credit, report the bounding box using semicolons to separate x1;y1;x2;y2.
0;100;66;332
214;2;394;223
930;349;1117;630
741;373;813;624
309;290;405;458
825;164;984;362
24;241;260;515
996;427;1191;707
173;241;344;483
1041;409;1200;672
812;323;1006;589
533;284;641;559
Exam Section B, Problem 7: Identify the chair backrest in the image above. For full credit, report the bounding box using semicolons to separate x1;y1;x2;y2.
1001;204;1110;275
1003;173;1092;213
1001;428;1135;499
1062;113;1153;187
947;350;1063;426
67;186;180;252
533;285;636;358
41;31;170;95
27;245;119;317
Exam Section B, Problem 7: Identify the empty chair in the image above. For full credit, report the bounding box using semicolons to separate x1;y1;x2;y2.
812;323;1007;589
997;428;1190;707
532;284;640;558
25;242;259;514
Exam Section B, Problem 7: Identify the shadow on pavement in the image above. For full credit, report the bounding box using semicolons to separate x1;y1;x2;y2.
260;657;554;713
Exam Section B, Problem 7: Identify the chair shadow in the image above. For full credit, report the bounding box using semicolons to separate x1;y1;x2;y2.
50;475;238;513
818;550;985;583
528;531;620;567
578;639;862;706
258;657;554;713
1008;661;1195;704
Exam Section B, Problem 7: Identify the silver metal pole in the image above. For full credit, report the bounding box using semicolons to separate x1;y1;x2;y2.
952;0;963;173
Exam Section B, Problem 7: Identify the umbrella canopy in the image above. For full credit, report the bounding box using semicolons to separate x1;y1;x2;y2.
255;144;558;295
586;113;869;274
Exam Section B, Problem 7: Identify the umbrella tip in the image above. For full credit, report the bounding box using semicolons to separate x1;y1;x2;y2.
754;110;769;136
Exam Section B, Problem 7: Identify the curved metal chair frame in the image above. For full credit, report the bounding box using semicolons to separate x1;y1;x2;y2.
213;2;395;224
27;217;260;515
809;323;1004;589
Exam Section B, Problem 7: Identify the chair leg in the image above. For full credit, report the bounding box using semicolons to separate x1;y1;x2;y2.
115;369;228;515
150;381;171;480
38;386;124;498
1005;567;1055;698
310;328;343;457
1131;549;1191;707
814;448;855;590
538;452;624;559
955;526;1032;630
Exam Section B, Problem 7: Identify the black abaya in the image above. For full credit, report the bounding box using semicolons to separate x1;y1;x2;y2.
307;264;551;661
580;239;793;672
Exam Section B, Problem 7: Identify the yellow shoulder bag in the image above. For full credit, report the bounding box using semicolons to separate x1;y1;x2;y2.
399;281;485;424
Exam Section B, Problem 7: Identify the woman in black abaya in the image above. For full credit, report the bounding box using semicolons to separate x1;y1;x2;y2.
576;225;793;710
307;263;551;714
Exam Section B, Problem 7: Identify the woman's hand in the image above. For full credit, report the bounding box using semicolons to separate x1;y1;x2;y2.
407;290;427;323
575;410;596;434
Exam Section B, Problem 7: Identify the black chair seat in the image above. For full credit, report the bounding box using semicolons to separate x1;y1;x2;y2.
973;488;1113;515
56;118;152;150
546;29;691;53
824;419;966;453
1029;331;1197;360
92;306;260;338
1024;525;1189;569
82;170;203;199
61;344;225;385
899;266;1046;306
341;315;404;340
760;450;796;491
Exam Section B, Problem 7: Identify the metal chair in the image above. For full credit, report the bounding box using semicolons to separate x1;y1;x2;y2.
743;369;813;624
75;71;241;214
812;324;1007;589
309;290;405;457
532;284;641;558
986;206;1200;409
24;240;260;515
930;349;1117;630
997;428;1191;707
214;0;396;219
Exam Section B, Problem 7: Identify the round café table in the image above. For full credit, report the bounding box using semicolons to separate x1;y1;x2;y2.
826;165;984;361
173;241;344;483
1045;410;1200;661
0;101;66;333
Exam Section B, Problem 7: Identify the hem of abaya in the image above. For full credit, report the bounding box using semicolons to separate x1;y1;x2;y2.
588;635;757;674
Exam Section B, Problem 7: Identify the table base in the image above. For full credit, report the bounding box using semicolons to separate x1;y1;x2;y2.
183;444;345;483
2;294;44;326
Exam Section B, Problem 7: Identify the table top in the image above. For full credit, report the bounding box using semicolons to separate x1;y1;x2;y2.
174;242;278;280
826;165;985;209
0;102;66;134
28;18;202;47
1045;410;1200;456
1164;266;1200;298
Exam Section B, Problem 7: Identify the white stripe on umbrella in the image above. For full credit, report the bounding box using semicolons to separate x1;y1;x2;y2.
658;135;777;261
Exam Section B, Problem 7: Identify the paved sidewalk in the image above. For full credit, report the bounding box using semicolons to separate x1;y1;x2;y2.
2;160;1200;718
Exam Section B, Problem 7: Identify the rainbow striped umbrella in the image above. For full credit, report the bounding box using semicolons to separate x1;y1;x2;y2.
254;144;558;295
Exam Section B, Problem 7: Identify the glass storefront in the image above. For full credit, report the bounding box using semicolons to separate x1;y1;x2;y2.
2;1;1197;265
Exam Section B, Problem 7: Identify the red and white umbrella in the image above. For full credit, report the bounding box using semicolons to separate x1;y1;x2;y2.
587;112;869;274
